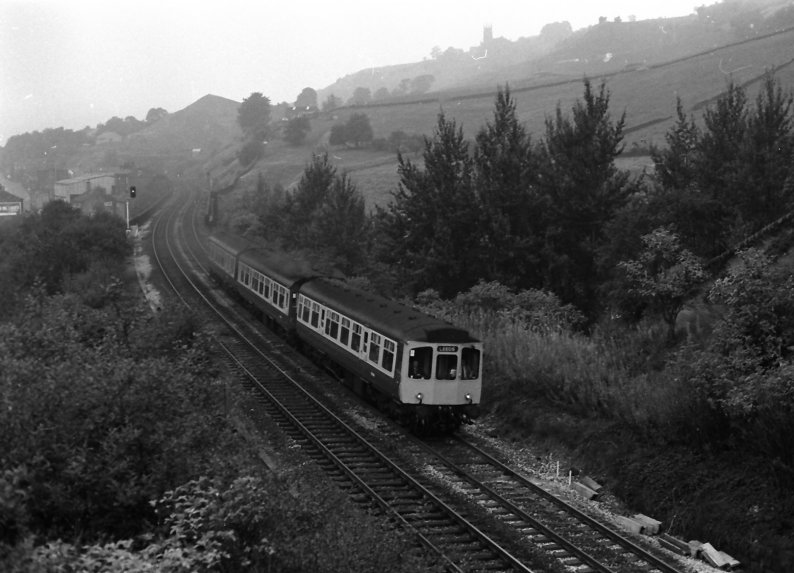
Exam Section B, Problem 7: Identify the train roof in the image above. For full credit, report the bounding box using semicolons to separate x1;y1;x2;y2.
208;232;253;257
238;248;315;287
300;278;479;344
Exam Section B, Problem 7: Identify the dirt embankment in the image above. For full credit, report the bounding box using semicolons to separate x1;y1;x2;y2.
491;402;794;573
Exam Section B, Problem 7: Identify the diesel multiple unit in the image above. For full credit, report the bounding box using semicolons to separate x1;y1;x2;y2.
207;232;482;432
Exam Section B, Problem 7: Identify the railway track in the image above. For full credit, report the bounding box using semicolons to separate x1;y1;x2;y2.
146;189;692;573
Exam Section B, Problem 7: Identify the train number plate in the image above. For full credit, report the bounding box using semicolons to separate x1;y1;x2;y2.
437;345;458;353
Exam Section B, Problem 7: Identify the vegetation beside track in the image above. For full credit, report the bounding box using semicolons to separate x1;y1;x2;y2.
0;203;438;572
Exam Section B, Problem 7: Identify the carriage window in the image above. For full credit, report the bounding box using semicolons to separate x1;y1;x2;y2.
339;318;350;345
369;333;381;363
326;311;340;339
251;273;260;294
381;339;395;372
461;347;481;380
310;302;320;327
277;285;286;309
436;353;458;380
301;297;311;323
258;274;265;295
407;347;432;379
263;278;270;299
350;323;362;351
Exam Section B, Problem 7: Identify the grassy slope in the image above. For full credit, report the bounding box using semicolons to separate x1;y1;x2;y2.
231;24;794;213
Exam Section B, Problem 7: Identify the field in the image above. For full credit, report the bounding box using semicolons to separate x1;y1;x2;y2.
237;25;794;210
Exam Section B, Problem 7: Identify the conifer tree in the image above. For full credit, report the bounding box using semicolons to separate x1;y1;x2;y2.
739;72;794;223
651;97;700;191
473;86;542;288
375;113;481;296
536;79;633;317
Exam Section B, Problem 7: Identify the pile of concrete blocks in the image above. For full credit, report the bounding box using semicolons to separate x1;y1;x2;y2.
614;513;662;536
659;534;741;570
571;474;602;500
568;474;741;570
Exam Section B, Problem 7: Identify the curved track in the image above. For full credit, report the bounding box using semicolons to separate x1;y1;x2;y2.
146;189;691;573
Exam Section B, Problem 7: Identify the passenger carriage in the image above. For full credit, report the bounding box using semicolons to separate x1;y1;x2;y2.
207;232;250;287
235;249;312;334
295;278;482;430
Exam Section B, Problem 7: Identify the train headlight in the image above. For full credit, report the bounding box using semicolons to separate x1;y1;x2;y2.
415;392;423;403
465;393;472;403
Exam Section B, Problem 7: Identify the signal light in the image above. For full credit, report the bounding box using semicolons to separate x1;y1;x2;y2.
130;185;136;198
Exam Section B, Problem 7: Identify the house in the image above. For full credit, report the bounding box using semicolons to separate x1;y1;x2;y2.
53;172;130;217
0;186;23;217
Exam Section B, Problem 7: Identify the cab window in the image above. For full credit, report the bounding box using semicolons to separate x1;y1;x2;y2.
461;347;481;380
407;347;432;379
436;353;458;380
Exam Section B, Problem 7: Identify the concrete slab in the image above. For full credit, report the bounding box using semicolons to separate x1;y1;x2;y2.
659;537;689;555
633;513;661;535
699;542;730;568
719;550;741;570
571;481;599;500
660;533;690;554
579;475;602;491
688;540;704;557
615;515;644;535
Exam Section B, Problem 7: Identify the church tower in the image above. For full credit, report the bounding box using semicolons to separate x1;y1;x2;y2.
483;24;493;45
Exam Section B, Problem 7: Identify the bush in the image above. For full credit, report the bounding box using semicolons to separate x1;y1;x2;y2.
0;295;236;540
237;139;264;166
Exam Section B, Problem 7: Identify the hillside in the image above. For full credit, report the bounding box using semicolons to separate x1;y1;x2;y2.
125;94;242;155
206;3;794;212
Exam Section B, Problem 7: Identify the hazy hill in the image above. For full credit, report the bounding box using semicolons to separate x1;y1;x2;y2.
317;0;794;106
125;94;242;156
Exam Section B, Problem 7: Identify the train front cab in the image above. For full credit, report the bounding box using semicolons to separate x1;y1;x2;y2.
400;341;482;421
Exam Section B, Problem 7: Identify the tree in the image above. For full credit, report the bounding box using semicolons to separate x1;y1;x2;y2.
237;139;264;165
237;92;271;140
295;87;318;110
473;85;541;288
410;74;435;94
373;87;391;100
536;79;634;317
695;81;748;206
651;97;700;191
329;123;349;146
346;113;373;147
737;72;794;223
284;116;311;146
322;93;341;112
618;226;707;339
349;87;371;106
145;107;168;123
283;154;368;272
328;114;373;147
310;172;369;273
375;113;482;296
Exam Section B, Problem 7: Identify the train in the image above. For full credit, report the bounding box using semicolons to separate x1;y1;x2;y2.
206;231;482;433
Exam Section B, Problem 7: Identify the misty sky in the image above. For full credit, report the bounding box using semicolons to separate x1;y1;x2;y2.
1;0;703;145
